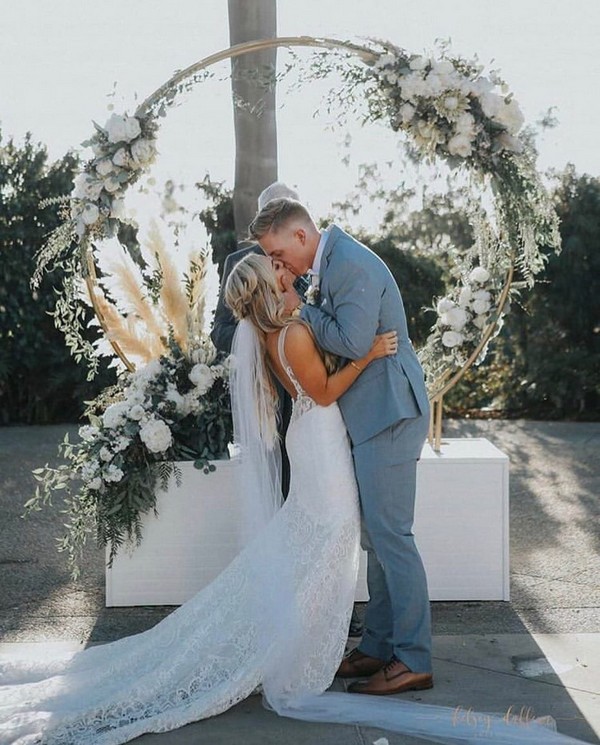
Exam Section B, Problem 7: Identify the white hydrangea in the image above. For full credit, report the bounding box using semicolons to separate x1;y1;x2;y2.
78;425;99;442
113;436;131;452
87;477;102;491
104;465;125;483
99;446;113;462
72;173;103;201
139;418;173;454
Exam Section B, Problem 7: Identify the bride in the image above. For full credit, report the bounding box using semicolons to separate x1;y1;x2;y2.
0;254;588;745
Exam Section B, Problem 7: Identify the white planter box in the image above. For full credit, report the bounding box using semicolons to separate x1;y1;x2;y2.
355;437;510;602
106;460;244;606
106;438;509;606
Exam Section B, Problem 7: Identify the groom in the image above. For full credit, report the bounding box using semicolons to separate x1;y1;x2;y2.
249;198;433;695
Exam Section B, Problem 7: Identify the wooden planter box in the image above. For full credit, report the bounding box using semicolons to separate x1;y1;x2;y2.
106;438;509;606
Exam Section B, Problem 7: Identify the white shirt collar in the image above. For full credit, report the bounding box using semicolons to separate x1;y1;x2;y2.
311;230;329;275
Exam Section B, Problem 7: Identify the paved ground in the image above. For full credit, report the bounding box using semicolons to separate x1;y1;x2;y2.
0;420;599;743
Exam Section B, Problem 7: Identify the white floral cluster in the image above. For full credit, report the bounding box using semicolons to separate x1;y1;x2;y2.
435;266;496;350
71;112;157;238
76;342;230;493
373;51;525;162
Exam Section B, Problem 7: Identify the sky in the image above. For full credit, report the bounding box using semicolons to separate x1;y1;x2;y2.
2;0;600;230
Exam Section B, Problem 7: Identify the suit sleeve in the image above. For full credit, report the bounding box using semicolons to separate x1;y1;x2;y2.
301;258;382;359
210;253;238;354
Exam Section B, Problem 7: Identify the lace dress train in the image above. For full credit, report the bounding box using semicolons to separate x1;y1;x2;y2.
0;326;590;744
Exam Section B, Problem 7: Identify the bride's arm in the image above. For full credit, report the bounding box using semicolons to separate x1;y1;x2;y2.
283;323;397;407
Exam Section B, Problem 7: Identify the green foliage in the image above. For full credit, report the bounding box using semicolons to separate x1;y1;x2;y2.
0;132;114;424
446;166;600;419
26;336;233;576
196;175;238;278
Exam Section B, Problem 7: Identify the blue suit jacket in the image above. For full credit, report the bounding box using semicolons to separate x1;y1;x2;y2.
301;225;429;446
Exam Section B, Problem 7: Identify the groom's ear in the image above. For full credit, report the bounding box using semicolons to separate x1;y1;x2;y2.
295;227;306;245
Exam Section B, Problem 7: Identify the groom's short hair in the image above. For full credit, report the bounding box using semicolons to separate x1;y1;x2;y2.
248;198;312;240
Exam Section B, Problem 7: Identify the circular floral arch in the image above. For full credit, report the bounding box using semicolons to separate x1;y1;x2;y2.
35;36;560;445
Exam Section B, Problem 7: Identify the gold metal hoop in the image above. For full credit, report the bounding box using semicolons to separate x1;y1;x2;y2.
84;36;516;442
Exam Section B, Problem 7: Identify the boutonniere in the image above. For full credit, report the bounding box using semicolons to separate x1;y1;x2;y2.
306;273;320;306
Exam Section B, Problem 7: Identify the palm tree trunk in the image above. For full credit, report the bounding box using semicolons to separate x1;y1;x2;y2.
228;0;278;239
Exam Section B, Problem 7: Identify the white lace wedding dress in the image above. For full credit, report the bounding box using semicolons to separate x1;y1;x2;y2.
0;326;589;745
0;327;361;744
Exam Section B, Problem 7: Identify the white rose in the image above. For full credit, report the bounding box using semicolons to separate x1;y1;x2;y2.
78;425;99;442
130;138;156;168
105;113;141;144
112;147;130;167
455;112;476;137
99;446;113;462
104;465;125;483
128;404;145;421
473;314;489;330
441;330;464;348
189;363;214;395
103;176;121;194
447;133;473;158
441;306;468;331
495;132;524;154
423;72;444;96
469;267;490;284
470;77;494;97
95;158;114;177
102;402;129;429
139;418;172;454
472;298;491;315
436;297;455;314
458;286;472;308
72;173;103;201
432;59;455;75
494;98;524;135
399;103;415;124
409;55;429;71
81;203;100;225
110;198;126;219
87;477;102;490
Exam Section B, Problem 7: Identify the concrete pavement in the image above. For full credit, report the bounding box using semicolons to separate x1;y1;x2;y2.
0;420;598;743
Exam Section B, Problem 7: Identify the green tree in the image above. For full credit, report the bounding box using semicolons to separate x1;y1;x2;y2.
448;166;600;419
0;132;113;424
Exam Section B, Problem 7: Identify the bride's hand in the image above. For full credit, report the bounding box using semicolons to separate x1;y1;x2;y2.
365;331;398;363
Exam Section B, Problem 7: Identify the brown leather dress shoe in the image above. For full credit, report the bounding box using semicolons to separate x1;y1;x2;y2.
335;648;387;679
348;656;433;695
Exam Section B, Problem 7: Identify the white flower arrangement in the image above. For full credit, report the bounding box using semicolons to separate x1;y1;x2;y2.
28;335;233;576
33;35;560;408
70;112;158;241
369;46;525;167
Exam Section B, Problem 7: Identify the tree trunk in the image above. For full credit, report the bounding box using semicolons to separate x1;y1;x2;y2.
228;0;278;239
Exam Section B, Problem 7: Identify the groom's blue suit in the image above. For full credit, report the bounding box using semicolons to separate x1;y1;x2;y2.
301;225;432;673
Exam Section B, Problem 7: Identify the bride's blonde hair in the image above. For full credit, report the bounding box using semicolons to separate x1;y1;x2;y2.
225;253;339;411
